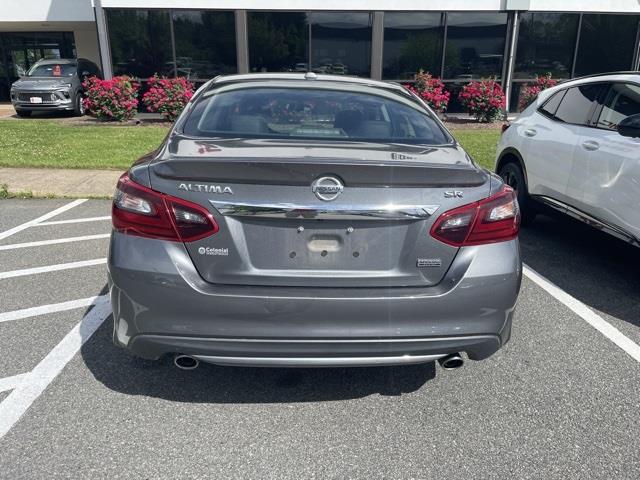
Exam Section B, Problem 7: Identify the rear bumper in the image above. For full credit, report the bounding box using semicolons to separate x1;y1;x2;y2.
129;332;506;367
108;232;520;366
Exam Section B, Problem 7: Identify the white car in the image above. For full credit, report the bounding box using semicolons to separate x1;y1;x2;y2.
496;72;640;245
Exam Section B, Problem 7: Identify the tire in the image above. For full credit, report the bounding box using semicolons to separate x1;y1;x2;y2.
73;93;85;116
15;110;32;118
498;161;536;226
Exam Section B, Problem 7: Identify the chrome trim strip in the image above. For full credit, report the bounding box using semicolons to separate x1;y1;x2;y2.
534;195;639;245
210;200;439;220
193;353;447;367
173;334;495;343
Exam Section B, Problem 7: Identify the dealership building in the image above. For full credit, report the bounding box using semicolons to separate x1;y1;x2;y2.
1;0;639;110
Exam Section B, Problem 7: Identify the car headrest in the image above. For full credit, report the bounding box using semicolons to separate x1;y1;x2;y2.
334;109;364;135
353;120;392;139
229;115;271;134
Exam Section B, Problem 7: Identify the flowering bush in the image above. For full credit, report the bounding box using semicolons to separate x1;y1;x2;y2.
83;76;139;122
458;79;506;122
142;76;194;121
404;70;450;113
519;73;558;111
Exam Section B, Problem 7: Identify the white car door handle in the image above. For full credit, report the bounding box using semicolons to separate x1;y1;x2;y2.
582;140;600;151
524;129;537;137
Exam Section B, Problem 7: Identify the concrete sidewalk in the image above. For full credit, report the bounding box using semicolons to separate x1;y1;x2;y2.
0;167;121;197
0;103;15;118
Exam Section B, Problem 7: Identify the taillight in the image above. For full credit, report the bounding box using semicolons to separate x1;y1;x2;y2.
112;173;218;242
430;186;520;247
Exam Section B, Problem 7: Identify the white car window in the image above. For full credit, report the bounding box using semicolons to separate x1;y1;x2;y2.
554;84;603;125
539;90;565;117
596;83;640;130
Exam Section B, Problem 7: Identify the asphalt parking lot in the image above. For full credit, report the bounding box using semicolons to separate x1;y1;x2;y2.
0;198;639;479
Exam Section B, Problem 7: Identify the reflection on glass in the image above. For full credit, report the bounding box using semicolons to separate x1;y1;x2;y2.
574;14;639;77
106;9;172;78
309;12;372;77
515;13;578;79
248;12;309;73
444;12;507;80
172;10;237;79
0;31;75;101
383;12;444;80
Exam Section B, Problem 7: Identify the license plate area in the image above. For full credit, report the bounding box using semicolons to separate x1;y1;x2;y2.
241;218;407;270
29;96;43;103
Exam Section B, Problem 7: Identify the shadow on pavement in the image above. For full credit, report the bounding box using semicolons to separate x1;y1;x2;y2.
520;211;640;328
81;313;436;403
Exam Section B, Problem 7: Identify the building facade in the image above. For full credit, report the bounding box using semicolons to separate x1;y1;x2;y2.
1;0;640;111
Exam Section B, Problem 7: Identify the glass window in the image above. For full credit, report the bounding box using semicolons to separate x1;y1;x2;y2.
309;12;372;77
0;32;76;100
515;13;579;80
574;15;640;77
554;84;604;125
172;10;237;79
183;87;450;144
27;62;76;77
597;83;640;130
106;9;172;78
248;12;308;73
539;90;565;117
443;12;508;80
382;12;444;80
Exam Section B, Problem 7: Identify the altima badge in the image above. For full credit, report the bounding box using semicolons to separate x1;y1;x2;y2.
178;183;233;194
311;176;344;201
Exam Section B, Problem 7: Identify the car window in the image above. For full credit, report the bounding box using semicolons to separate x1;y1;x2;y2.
183;87;451;145
27;63;76;78
596;83;640;130
554;84;604;125
539;90;565;117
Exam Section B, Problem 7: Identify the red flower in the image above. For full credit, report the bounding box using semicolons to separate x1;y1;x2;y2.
82;75;139;121
403;70;450;113
141;75;194;122
519;73;558;111
457;79;506;123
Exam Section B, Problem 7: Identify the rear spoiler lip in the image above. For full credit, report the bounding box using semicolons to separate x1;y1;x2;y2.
151;158;489;188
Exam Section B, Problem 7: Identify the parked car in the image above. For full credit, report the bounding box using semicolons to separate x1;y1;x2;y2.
497;72;640;245
108;73;521;370
9;58;101;117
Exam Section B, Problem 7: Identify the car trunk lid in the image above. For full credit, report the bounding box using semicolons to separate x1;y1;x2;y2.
149;137;490;288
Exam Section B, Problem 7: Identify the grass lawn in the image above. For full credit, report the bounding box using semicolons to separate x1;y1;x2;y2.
0;119;499;171
0;120;169;170
452;129;500;170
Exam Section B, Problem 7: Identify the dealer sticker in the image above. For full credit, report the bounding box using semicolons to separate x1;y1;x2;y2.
198;246;229;256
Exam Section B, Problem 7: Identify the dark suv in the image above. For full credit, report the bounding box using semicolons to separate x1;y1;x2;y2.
9;58;101;117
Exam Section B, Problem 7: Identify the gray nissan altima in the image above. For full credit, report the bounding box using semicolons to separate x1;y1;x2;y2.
108;73;521;370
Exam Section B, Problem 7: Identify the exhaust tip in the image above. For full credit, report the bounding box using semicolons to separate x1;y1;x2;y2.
438;353;464;370
174;354;199;370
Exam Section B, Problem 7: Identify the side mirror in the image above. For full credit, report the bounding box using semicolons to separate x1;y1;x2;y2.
618;113;640;138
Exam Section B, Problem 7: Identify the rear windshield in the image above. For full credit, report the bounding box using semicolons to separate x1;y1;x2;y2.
27;63;76;77
182;87;451;145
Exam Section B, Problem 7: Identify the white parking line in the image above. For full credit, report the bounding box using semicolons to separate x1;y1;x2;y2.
0;297;112;439
523;265;640;363
0;295;109;324
0;374;28;394
0;199;87;241
0;234;110;251
0;258;107;280
35;216;111;226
